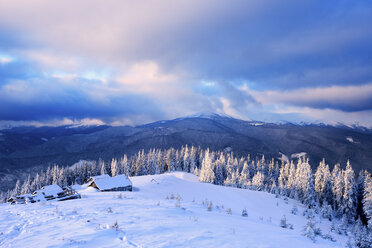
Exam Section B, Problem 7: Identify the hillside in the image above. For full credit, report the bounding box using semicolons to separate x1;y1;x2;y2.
1;114;372;191
0;172;348;248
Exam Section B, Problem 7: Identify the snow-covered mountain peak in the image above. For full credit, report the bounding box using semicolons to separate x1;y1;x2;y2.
181;111;235;120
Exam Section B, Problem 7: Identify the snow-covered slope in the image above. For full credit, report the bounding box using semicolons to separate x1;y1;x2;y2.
0;172;346;247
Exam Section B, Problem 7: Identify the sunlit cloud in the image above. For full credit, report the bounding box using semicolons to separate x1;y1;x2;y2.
248;83;372;112
0;53;14;64
0;0;371;127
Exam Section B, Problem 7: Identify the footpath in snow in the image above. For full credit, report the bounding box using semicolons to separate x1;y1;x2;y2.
0;172;347;248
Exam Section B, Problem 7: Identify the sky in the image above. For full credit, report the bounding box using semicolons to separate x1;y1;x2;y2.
1;0;372;127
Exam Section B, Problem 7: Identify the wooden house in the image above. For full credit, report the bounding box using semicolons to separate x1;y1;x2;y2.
88;174;132;192
32;184;65;202
86;174;110;183
7;194;35;205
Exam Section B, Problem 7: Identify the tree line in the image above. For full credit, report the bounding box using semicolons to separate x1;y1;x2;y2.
1;146;372;231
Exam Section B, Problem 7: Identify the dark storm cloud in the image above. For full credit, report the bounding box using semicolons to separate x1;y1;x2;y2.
0;76;164;122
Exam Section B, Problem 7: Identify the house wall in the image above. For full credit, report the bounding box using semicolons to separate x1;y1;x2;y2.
101;185;132;192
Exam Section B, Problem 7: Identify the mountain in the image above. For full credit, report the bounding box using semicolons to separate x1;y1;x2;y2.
1;113;372;190
0;172;349;247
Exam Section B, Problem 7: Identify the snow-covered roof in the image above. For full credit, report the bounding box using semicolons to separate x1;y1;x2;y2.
34;184;64;197
89;174;132;190
87;174;110;182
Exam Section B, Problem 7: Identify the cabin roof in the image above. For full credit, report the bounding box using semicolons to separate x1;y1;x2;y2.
89;174;132;190
33;184;64;197
87;174;110;182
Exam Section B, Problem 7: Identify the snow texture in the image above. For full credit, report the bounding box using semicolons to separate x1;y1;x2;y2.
0;172;347;248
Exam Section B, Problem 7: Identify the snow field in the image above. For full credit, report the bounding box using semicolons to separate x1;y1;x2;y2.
0;172;347;247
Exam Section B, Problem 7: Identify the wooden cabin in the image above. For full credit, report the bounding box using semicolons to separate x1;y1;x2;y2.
7;194;35;205
86;174;110;183
88;174;132;192
32;184;65;201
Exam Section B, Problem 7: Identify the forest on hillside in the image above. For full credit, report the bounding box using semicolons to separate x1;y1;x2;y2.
1;145;372;247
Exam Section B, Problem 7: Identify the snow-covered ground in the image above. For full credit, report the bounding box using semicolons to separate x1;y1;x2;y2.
0;172;346;247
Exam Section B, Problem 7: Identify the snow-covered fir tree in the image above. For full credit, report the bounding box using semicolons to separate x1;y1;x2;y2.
363;171;372;227
251;171;265;191
314;159;332;205
332;164;344;217
110;158;118;177
343;160;357;223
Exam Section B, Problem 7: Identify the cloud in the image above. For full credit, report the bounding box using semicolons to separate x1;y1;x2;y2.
0;1;371;126
0;76;164;122
1;1;371;87
249;83;372;112
273;106;372;128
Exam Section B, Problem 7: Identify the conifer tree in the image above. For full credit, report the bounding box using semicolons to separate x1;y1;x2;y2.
295;157;315;206
99;159;106;175
278;161;289;195
12;179;21;197
199;149;215;183
251;171;265;191
31;173;42;192
332;164;344;216
343;160;357;223
363;171;372;228
156;150;163;174
353;218;372;248
20;175;31;195
314;159;332;205
214;154;225;185
189;146;197;173
287;161;297;198
111;158;118;177
239;161;250;188
120;154;129;176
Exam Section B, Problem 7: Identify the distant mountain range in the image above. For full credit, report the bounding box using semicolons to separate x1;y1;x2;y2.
1;113;371;190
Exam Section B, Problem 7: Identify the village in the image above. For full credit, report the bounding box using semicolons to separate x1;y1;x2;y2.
7;174;132;205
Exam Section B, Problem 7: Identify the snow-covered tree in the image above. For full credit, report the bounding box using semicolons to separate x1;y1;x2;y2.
99;159;107;175
183;145;190;172
251;171;265;191
239;161;250;188
110;158;118;177
31;173;42;192
189;146;197;173
295;157;315;207
214;153;225;185
278;161;290;195
363;171;372;228
332;164;344;216
147;149;157;175
165;148;176;172
134;150;147;176
12;179;21;196
199;149;215;183
156;150;163;174
343;160;357;223
20;176;31;195
353;218;372;248
302;217;317;242
287;161;297;198
314;159;333;206
120;154;130;176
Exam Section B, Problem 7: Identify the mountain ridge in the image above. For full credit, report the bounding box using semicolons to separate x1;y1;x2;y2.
1;113;372;191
